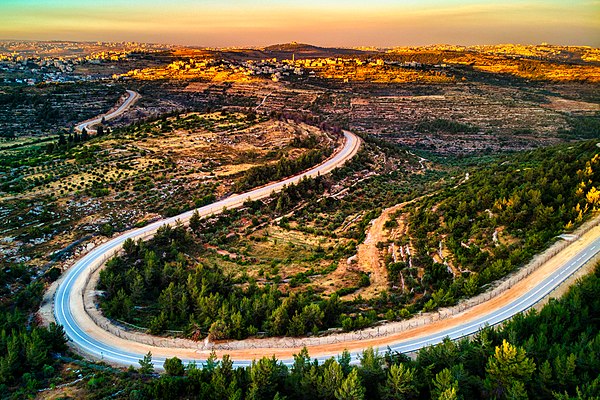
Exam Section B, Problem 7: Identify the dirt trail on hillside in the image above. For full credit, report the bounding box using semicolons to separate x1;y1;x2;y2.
350;203;405;299
68;221;600;364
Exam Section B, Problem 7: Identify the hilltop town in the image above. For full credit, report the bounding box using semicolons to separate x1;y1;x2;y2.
0;39;599;399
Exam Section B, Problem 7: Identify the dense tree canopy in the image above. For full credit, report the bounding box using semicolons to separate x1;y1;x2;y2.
70;263;600;399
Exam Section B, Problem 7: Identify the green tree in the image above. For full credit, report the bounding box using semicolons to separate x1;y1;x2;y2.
270;302;290;336
535;360;554;397
24;330;47;369
319;359;344;399
504;381;528;400
0;336;20;384
123;238;137;256
164;357;185;376
107;289;133;319
100;222;114;237
380;363;417;400
432;368;458;400
300;303;324;333
338;349;352;376
139;351;154;374
42;323;67;352
485;340;536;399
438;387;459;400
248;356;286;400
358;347;385;396
335;369;366;400
130;273;145;304
189;210;201;233
58;132;67;146
149;311;167;335
292;347;312;378
555;353;577;388
211;355;239;400
204;350;219;373
209;319;230;341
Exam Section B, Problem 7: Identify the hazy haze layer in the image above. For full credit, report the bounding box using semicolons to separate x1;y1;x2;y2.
1;0;599;47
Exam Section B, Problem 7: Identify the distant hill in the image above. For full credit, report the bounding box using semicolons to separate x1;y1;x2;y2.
263;42;374;58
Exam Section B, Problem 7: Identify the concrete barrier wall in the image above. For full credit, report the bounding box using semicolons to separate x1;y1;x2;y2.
74;214;600;351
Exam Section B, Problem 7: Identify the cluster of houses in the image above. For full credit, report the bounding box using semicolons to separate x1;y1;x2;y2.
0;41;169;85
122;55;443;83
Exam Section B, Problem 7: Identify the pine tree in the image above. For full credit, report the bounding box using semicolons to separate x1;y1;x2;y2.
335;369;365;400
438;387;459;400
358;347;385;396
58;132;67;146
123;238;137;256
212;354;237;400
431;368;458;400
248;356;285;400
318;359;344;399
43;323;67;352
130;273;145;304
138;351;154;374
380;363;417;400
338;350;352;376
485;340;536;399
24;330;48;369
189;210;201;233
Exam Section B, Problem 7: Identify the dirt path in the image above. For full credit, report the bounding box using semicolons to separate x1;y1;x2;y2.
350;203;405;299
350;194;434;299
41;117;600;365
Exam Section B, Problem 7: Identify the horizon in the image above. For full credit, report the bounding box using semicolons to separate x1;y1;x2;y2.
1;0;599;48
0;38;597;50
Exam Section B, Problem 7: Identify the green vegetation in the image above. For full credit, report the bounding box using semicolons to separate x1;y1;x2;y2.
97;139;600;338
558;114;600;140
0;262;67;398
3;43;600;398
0;82;123;138
384;140;600;312
30;262;600;399
95;135;445;339
98;223;345;339
417;118;479;135
119;111;269;139
235;148;330;192
1;111;328;276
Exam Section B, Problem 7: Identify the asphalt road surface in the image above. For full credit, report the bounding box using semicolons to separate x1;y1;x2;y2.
380;234;600;355
53;124;600;369
54;130;361;368
75;89;139;133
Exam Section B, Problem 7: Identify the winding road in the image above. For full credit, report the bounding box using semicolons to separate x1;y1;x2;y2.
53;128;361;368
75;89;139;133
51;95;600;369
384;234;600;354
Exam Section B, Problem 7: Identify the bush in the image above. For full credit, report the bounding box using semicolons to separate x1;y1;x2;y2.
164;357;185;376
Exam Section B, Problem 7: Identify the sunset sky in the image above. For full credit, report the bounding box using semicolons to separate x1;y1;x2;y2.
1;0;599;47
